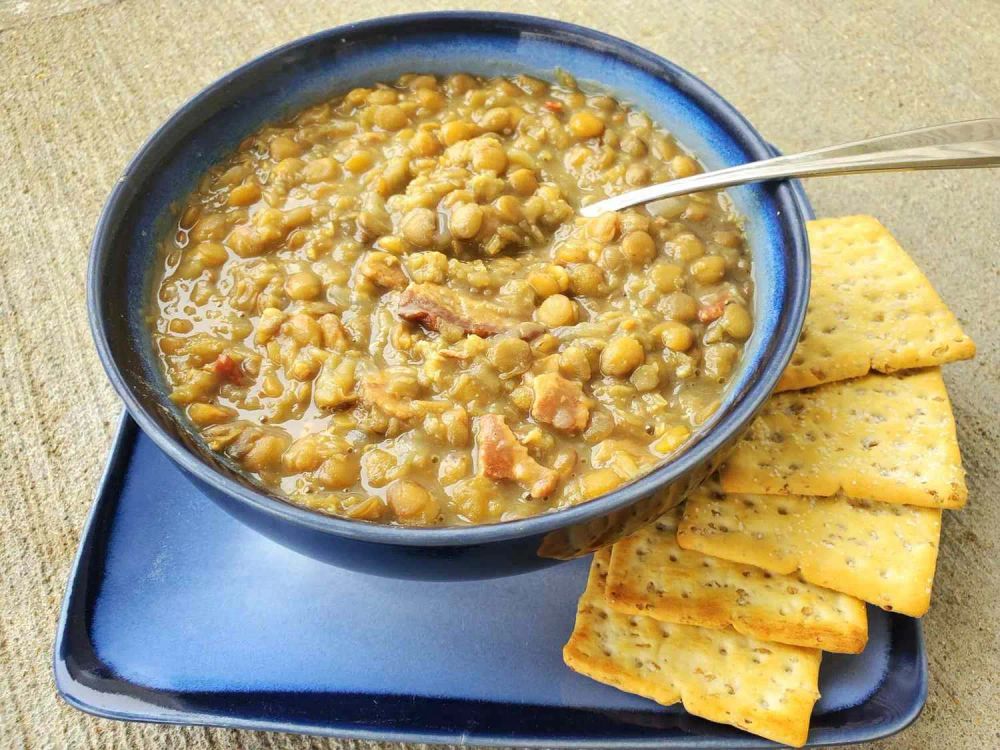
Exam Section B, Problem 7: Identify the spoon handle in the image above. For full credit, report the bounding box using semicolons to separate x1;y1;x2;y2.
580;118;1000;217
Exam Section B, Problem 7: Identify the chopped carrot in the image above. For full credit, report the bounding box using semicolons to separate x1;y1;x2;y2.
212;353;241;382
698;300;727;323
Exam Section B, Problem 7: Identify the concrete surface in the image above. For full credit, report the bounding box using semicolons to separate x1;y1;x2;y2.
0;1;996;748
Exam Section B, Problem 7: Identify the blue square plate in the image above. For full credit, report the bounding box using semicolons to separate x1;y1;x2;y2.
54;415;926;747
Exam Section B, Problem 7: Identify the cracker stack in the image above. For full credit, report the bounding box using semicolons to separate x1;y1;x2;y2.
563;216;975;746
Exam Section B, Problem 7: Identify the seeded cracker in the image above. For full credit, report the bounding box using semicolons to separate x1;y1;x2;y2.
778;215;975;392
677;485;942;616
563;550;821;747
607;507;868;653
721;369;967;508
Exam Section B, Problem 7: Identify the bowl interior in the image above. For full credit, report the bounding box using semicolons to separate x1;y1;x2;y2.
90;13;807;543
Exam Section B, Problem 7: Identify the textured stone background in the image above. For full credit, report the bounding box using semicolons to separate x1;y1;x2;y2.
1;1;996;748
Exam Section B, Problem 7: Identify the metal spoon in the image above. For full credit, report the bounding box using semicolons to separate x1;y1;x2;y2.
579;118;1000;217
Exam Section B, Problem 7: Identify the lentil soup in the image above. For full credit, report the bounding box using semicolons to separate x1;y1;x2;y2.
149;72;753;526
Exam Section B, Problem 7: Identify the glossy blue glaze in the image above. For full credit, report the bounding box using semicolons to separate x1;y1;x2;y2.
87;12;810;579
54;415;927;746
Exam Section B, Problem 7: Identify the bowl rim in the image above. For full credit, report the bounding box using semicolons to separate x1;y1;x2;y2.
88;10;809;548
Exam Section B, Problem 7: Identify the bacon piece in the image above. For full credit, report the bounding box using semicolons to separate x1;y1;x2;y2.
530;373;591;433
397;283;540;339
358;251;407;290
476;414;559;499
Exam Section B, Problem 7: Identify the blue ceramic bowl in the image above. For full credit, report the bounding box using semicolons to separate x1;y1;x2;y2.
88;12;809;580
